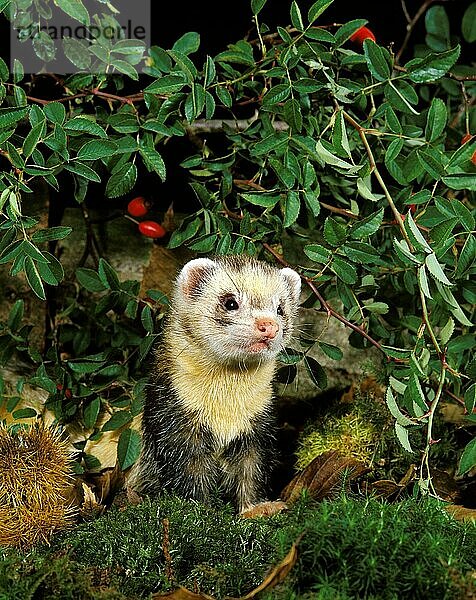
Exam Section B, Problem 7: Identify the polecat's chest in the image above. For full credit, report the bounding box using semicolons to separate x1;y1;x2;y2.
169;359;275;445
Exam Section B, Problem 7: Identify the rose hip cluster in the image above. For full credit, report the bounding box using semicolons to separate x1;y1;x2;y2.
126;197;166;239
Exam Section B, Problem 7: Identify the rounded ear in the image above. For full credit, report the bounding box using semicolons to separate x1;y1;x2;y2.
281;267;301;303
177;258;217;298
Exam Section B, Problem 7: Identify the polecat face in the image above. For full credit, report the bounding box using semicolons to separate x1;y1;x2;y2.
173;256;301;366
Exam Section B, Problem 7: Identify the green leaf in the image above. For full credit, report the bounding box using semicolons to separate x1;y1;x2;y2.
141;305;154;333
464;383;476;414
184;82;206;121
33;31;56;62
8;299;24;332
462;2;476;43
117;429;141;470
308;0;333;24
418;265;432;299
139;144;166;181
240;192;281;208
395;422;413;453
56;0;89;25
284;98;303;132
13;408;37;420
23;121;45;158
425;253;452;286
76;268;107;292
442;173;476;191
304;356;327;389
283;190;300;227
324;217;346;246
331;256;357;284
350;209;384;239
439;317;455;346
172;32;200;55
98;258;120;290
77;140;118;160
105;163;138;198
363;39;391;82
251;0;267;15
102;411;132;432
44;102;65;125
405;211;432;253
215;85;233;107
32;226;72;243
262;84;291;106
0;106;29;129
203;55;216;87
304;243;331;264
64;161;101;182
63;37;91;69
168;49;198;82
145;74;187;94
405;46;460;83
83;397;101;429
458;438;476;476
64;116;107;138
290;1;304;30
318;341;343;361
24;256;46;300
386;387;414;426
425;97;447;142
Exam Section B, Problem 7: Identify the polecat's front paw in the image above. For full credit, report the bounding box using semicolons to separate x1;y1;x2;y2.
240;500;288;518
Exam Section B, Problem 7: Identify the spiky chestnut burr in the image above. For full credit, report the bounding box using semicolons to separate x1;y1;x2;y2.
0;423;76;549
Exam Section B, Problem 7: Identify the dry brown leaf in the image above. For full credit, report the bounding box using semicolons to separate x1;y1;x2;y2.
79;482;105;518
365;479;404;500
226;539;300;600
152;586;215;600
445;505;476;523
240;500;287;519
281;450;369;504
430;468;460;503
89;463;125;505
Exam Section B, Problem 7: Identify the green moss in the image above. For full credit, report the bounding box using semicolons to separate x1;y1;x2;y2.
1;494;475;600
270;495;476;600
296;413;377;469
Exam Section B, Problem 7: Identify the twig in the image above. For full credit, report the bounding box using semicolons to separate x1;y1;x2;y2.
342;111;412;247
395;0;449;64
262;243;388;356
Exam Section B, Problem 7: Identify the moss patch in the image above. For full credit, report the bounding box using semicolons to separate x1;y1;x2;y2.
1;494;475;600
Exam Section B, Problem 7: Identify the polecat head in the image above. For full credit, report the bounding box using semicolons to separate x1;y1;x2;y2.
171;255;301;366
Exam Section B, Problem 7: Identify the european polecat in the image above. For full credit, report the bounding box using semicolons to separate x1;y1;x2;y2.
137;255;301;513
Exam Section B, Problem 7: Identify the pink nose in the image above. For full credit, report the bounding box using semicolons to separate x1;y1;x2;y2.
256;319;279;339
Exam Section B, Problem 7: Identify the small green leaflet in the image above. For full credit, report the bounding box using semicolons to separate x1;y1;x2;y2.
457;438;476;476
105;163;138;198
425;253;452;286
55;0;89;25
308;0;334;24
425;97;447;142
405;45;460;83
385;387;414;427
350;209;384;239
117;429;141;471
363;39;391;81
395;422;413;453
240;192;280;208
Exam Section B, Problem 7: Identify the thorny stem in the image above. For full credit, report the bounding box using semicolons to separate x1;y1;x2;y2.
342;111;412;247
419;365;446;496
419;288;442;358
262;243;387;356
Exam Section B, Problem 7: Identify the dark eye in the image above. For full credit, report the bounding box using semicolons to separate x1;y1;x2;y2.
277;304;284;316
224;297;239;311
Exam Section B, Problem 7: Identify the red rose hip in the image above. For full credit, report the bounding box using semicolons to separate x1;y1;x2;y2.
350;26;376;45
127;196;149;217
138;220;166;239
